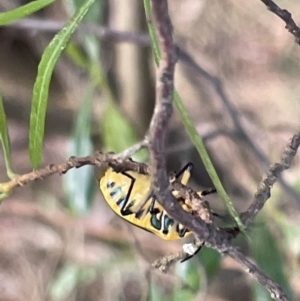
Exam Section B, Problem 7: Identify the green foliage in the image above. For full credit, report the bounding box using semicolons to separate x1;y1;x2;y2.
0;94;14;179
62;0;140;212
29;0;96;168
102;101;138;153
65;22;139;155
177;262;201;290
150;282;165;301
0;0;55;25
63;90;95;215
250;216;293;300
197;246;221;279
172;289;195;301
169;254;219;301
49;262;98;301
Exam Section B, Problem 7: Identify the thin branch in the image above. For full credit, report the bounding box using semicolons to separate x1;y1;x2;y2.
8;18;150;46
0;153;102;195
152;250;187;273
259;0;300;44
148;0;178;227
227;247;289;301
0;147;149;196
111;137;149;160
146;0;233;273
241;130;300;227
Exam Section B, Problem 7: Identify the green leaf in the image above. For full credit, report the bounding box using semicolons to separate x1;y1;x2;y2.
175;260;201;291
63;87;94;215
143;0;160;65
50;262;80;301
102;101;138;153
69;0;104;23
197;246;221;279
29;0;96;168
150;281;164;301
0;0;55;26
50;262;97;301
50;262;98;301
0;192;11;200
250;216;293;300
0;95;14;178
172;289;195;301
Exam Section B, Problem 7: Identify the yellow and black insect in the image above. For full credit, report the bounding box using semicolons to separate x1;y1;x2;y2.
98;162;214;241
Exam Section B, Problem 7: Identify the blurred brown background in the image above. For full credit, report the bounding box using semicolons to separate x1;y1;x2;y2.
0;0;299;300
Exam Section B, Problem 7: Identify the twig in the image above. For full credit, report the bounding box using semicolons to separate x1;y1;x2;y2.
0;147;150;196
152;236;204;272
8;18;150;46
111;137;149;160
152;250;186;273
227;247;289;301
259;0;300;44
241;130;300;227
147;0;180;235
147;0;231;271
0;153;103;195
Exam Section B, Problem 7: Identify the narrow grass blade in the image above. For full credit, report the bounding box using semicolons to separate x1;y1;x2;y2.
0;0;55;26
173;92;243;231
0;95;14;178
29;0;96;168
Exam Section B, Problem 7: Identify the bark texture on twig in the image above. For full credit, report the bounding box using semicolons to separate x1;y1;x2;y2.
241;131;300;227
227;247;289;301
147;0;179;236
260;0;300;44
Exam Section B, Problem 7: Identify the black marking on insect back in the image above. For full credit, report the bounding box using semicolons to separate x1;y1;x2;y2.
150;210;163;230
122;208;134;216
148;196;157;214
147;196;163;230
135;208;145;219
106;181;115;189
110;186;122;198
116;195;126;207
118;171;136;218
120;200;135;216
176;223;190;237
162;214;174;234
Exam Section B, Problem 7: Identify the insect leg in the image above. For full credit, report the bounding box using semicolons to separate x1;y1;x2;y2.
197;188;217;196
175;162;193;185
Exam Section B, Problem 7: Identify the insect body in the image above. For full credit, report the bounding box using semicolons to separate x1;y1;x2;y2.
99;163;210;240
